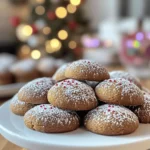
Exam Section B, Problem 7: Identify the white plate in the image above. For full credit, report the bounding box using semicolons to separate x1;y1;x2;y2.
0;83;25;98
1;101;150;150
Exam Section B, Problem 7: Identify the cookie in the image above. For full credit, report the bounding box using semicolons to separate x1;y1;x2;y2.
65;60;110;81
18;77;55;104
48;79;98;111
110;71;141;89
10;59;39;82
10;94;34;116
37;57;57;77
95;78;144;106
84;104;139;135
24;104;80;133
52;63;69;82
134;93;150;123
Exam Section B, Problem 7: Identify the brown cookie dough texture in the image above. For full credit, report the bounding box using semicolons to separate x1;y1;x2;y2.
110;71;141;89
24;104;80;133
10;59;39;82
95;78;144;106
52;63;69;82
48;79;98;111
37;57;57;77
134;92;150;123
10;94;34;116
18;77;55;104
84;104;139;135
65;60;110;81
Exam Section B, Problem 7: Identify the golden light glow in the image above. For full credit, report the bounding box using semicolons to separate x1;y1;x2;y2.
70;0;81;6
36;0;45;4
46;38;62;53
58;30;68;40
22;25;33;36
43;27;51;35
20;45;31;55
35;6;45;15
31;50;41;59
55;7;67;19
67;4;76;13
68;41;77;49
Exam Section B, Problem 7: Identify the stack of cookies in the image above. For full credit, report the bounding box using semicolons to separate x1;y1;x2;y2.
10;59;150;136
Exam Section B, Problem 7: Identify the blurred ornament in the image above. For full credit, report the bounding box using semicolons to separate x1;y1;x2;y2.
68;41;77;49
45;38;62;53
27;35;45;47
10;16;20;27
81;35;100;48
43;27;51;35
68;21;78;30
35;19;46;30
16;24;33;42
47;11;56;20
55;7;67;19
31;24;38;34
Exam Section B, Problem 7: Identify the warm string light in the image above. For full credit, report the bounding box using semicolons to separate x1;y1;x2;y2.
31;50;41;59
36;0;45;4
20;45;31;55
35;6;45;15
68;41;77;49
70;0;81;6
58;30;68;40
67;4;77;13
43;27;51;35
55;7;67;19
46;38;62;53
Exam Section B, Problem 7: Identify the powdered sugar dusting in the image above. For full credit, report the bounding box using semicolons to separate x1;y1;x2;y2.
85;104;138;126
11;94;27;106
25;104;79;126
67;60;109;79
99;78;142;104
19;77;55;98
52;79;97;104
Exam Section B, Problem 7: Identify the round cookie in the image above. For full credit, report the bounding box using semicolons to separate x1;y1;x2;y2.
84;104;139;135
95;78;144;106
48;79;98;111
10;59;39;82
18;77;55;104
10;94;34;116
134;93;150;123
110;71;141;89
52;63;69;82
65;60;110;81
37;57;57;77
24;104;80;133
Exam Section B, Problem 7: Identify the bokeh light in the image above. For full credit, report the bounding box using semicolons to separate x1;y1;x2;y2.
35;6;45;15
68;41;77;49
70;0;81;6
43;27;51;35
20;45;31;55
58;30;68;40
136;32;144;41
55;7;67;19
46;38;62;53
22;25;33;36
36;0;45;4
67;4;77;13
31;50;41;59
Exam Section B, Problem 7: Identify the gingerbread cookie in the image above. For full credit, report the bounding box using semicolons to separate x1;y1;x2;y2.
18;77;55;104
134;92;150;123
24;104;80;133
10;59;39;82
65;60;110;81
37;57;57;77
48;79;98;111
10;94;34;116
95;78;144;106
110;71;141;89
52;63;69;82
84;104;139;135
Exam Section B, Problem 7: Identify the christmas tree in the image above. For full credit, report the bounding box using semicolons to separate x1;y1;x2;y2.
10;0;89;60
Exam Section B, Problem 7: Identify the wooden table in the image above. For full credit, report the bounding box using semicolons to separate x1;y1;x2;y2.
0;78;150;150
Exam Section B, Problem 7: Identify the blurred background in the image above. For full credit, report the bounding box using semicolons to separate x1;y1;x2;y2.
0;0;150;80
